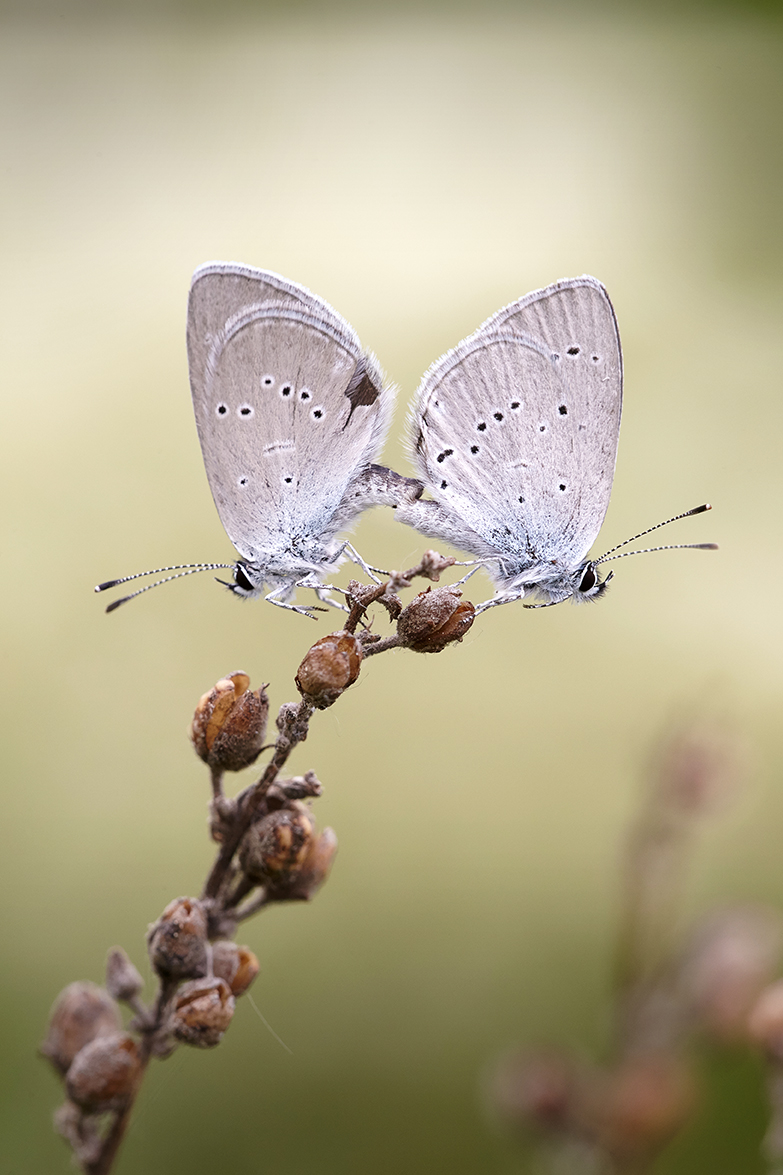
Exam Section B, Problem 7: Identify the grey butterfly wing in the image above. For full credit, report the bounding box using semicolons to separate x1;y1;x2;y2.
188;262;355;378
410;277;622;570
188;265;394;563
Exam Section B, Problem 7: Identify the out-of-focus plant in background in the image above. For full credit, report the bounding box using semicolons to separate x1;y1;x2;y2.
2;0;783;1172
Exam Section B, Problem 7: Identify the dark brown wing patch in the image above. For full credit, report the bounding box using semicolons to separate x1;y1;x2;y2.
343;359;380;429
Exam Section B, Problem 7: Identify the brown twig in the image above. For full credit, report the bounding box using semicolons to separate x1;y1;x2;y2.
46;552;476;1175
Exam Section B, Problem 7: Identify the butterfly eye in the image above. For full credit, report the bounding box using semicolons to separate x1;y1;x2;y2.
234;564;254;592
579;565;597;593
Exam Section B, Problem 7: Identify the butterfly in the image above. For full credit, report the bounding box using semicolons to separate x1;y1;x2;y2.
96;263;422;617
395;276;715;610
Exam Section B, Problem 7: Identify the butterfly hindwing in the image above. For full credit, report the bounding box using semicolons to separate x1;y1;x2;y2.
188;265;394;564
410;277;622;576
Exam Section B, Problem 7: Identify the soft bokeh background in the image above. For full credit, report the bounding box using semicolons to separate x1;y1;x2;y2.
2;1;782;1170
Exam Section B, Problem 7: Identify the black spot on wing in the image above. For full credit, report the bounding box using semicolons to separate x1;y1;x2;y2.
343;358;380;429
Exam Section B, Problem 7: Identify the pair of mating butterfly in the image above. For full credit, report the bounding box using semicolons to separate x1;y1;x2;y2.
97;263;715;618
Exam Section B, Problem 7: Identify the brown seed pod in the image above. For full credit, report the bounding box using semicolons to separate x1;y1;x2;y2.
170;978;235;1048
147;897;209;980
295;631;362;708
211;941;260;997
190;672;269;772
41;982;122;1076
396;586;475;653
239;802;315;884
587;1056;696;1161
282;827;338;901
65;1032;142;1111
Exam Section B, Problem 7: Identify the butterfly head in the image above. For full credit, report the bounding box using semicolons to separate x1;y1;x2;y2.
215;560;266;600
516;562;613;609
570;561;613;602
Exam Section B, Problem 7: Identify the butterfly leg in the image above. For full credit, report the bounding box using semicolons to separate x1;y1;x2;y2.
313;584;350;613
290;572;350;614
342;542;382;584
264;584;322;620
474;586;526;615
448;560;503;588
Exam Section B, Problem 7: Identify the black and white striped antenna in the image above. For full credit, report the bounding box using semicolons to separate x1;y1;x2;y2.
594;503;717;566
95;562;234;613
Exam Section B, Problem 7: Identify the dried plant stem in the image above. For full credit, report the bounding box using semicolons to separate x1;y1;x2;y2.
83;978;180;1175
84;1100;136;1175
47;551;474;1175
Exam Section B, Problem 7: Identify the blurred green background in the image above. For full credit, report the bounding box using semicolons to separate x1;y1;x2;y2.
2;1;782;1171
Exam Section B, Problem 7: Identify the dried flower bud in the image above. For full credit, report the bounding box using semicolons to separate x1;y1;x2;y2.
680;906;782;1042
147;897;208;980
588;1056;696;1160
295;631;362;708
652;722;744;819
239;802;315;884
748;980;783;1055
190;671;269;772
54;1100;103;1165
396;586;475;653
211;941;260;997
489;1047;578;1134
170;978;235;1048
267;772;323;803
279;827;338;901
41;982;122;1076
65;1032;142;1111
105;947;144;1004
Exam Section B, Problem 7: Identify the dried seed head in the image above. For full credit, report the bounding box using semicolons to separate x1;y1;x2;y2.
211;941;260;997
586;1056;696;1160
65;1032;142;1111
651;721;744;819
190;672;269;772
748;980;783;1055
396;587;475;653
41;982;122;1076
489;1047;578;1135
295;631;362;708
280;827;339;901
680;906;782;1042
239;802;315;884
170;977;235;1048
105;947;144;1004
147;897;209;980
